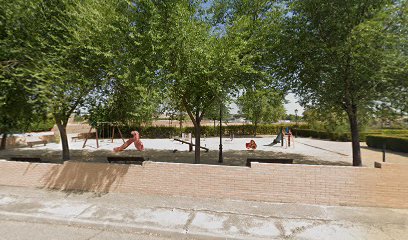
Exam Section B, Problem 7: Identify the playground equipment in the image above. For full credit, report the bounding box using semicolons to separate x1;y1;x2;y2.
225;131;234;141
181;133;192;142
82;122;125;149
173;138;209;152
264;127;295;148
113;131;144;152
280;128;295;148
246;139;257;150
264;132;283;146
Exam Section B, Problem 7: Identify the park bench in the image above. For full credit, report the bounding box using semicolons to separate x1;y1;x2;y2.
107;156;145;165
246;158;293;167
10;157;42;163
173;138;209;152
27;140;47;148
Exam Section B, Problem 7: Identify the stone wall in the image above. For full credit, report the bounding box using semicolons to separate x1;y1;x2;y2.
0;160;407;208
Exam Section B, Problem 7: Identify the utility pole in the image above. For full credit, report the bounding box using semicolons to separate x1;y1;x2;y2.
295;109;298;137
219;102;223;163
295;109;298;126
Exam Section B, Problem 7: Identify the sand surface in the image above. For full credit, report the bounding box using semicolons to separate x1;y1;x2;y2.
1;134;407;167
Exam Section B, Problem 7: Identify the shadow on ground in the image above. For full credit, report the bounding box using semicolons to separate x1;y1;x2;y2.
0;148;351;166
41;161;130;194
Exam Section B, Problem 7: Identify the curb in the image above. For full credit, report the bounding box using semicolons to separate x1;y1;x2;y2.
0;211;268;240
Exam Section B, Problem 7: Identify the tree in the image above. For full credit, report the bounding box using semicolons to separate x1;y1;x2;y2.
237;88;286;136
79;0;177;133
0;0;50;149
155;1;245;163
87;81;162;127
372;103;401;128
41;0;131;160
379;1;408;115
205;99;232;129
274;0;407;166
1;0;130;160
209;0;290;138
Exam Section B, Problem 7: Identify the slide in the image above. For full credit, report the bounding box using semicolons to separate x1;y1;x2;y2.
114;131;144;152
264;132;283;146
246;140;257;150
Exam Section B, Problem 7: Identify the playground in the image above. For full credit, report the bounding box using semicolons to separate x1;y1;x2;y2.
1;130;407;168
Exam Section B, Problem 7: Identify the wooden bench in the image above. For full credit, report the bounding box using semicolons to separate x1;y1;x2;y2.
27;140;47;148
173;138;209;152
71;136;79;142
107;156;145;165
10;157;42;163
246;158;293;167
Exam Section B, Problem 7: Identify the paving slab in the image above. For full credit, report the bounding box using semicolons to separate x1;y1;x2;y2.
0;186;407;239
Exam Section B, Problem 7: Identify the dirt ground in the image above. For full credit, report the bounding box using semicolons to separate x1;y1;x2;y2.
0;135;406;167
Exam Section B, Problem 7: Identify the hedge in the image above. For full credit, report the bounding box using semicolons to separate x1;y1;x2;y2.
366;135;408;153
26;119;55;132
293;129;352;141
97;124;298;139
293;128;408;142
96;126;408;142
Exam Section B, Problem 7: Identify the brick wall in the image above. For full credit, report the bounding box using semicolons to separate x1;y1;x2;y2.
0;159;407;208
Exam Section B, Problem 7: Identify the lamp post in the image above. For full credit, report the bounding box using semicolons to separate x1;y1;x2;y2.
295;109;298;126
295;109;298;137
219;102;223;163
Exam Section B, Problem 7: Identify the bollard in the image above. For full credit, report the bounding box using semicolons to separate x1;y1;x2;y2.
382;143;386;162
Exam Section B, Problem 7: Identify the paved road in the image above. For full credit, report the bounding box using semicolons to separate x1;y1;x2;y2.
0;219;189;240
0;186;407;240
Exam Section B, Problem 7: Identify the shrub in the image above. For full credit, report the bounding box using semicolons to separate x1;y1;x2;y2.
119;126;179;138
101;124;299;139
366;135;408;153
27;119;55;132
292;128;407;142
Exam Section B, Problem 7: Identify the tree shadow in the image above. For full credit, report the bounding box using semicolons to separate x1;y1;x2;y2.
361;146;408;158
294;159;351;166
41;161;130;195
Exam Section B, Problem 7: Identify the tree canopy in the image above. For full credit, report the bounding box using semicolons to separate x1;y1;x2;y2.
273;0;408;165
1;0;406;166
237;88;286;136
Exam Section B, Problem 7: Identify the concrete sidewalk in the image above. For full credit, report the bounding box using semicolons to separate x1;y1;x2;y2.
0;186;407;240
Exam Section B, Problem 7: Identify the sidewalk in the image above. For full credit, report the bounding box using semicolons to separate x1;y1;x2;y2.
0;186;407;240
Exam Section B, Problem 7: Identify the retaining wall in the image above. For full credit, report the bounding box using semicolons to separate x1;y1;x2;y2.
0;160;407;208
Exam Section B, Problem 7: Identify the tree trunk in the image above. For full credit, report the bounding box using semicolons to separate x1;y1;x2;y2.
0;133;7;150
194;111;201;164
56;121;70;161
254;121;258;137
347;105;362;166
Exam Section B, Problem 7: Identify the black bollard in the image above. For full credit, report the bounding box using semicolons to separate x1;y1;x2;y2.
382;143;386;162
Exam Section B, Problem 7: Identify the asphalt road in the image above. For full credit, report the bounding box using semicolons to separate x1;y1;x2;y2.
1;186;407;240
0;219;195;240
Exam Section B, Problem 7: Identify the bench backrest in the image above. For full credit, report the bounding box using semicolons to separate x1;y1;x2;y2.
246;158;293;167
10;157;42;163
107;157;145;165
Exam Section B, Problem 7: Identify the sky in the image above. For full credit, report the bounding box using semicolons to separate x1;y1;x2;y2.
284;93;304;115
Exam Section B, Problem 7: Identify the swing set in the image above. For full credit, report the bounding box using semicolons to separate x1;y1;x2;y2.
82;122;125;148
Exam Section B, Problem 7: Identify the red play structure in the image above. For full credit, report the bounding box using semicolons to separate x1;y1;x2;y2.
113;131;144;152
246;139;257;150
